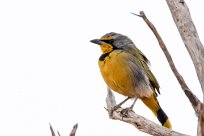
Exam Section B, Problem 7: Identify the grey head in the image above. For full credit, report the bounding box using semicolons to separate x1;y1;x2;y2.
100;32;136;50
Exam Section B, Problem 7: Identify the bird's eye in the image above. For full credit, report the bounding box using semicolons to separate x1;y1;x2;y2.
101;39;114;45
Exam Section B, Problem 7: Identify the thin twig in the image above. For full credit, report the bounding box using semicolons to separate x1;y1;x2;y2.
132;11;202;115
130;12;142;17
49;123;56;136
57;131;61;136
70;123;78;136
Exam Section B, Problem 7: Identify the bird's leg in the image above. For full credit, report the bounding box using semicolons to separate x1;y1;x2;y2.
108;97;130;117
120;97;138;118
111;97;130;111
129;97;138;110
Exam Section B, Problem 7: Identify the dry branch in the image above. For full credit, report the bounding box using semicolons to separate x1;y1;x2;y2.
134;11;202;115
50;124;56;136
166;0;204;96
70;123;78;136
49;123;78;136
165;1;204;135
106;88;188;136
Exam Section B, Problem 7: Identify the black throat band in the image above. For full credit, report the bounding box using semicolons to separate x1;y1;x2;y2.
99;52;110;61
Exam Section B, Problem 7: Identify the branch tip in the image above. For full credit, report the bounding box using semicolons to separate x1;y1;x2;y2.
130;12;142;17
70;123;78;136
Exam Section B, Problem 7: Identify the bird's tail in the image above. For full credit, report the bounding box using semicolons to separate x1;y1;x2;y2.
141;94;172;129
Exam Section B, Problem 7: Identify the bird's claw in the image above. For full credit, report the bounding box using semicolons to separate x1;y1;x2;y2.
108;105;121;117
120;107;134;118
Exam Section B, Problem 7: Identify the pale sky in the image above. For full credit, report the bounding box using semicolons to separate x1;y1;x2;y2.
0;0;203;136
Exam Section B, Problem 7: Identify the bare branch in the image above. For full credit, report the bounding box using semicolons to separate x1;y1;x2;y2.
106;86;116;110
165;1;204;135
70;123;78;136
106;88;188;136
57;131;61;136
166;0;204;100
132;11;202;115
197;104;204;135
49;123;56;136
130;12;142;17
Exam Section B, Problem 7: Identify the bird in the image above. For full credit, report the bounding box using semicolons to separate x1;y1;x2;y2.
90;32;172;128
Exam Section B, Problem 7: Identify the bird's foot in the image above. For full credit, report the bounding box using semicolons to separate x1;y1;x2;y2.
120;107;135;118
108;105;121;117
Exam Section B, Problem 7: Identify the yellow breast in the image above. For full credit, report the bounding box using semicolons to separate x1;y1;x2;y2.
98;50;137;97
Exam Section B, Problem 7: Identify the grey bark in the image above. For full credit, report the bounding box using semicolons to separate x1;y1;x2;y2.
165;0;204;136
165;0;204;99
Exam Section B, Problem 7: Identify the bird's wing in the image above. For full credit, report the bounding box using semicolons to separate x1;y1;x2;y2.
129;48;160;96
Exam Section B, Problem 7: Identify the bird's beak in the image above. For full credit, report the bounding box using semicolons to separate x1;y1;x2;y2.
90;39;104;45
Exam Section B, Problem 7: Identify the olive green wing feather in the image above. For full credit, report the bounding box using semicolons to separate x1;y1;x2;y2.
128;47;160;95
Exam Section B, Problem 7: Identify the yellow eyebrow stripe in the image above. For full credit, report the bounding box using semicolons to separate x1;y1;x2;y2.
100;36;113;40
